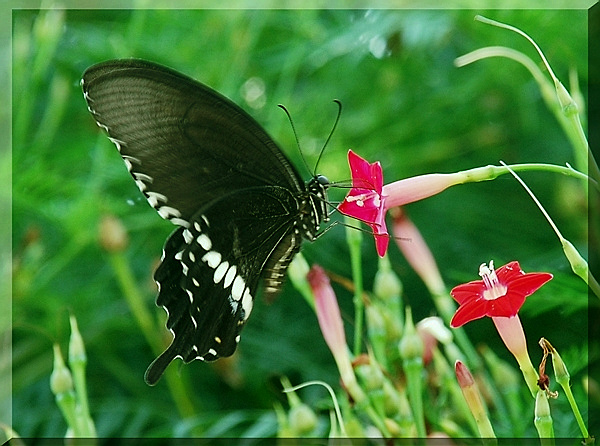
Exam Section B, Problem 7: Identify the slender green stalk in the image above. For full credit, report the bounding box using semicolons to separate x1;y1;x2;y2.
403;358;426;437
459;163;592;187
51;343;96;438
13;9;65;148
399;308;426;437
108;252;161;351
472;15;598;184
283;380;347;437
51;345;78;434
500;162;599;298
561;387;592;444
345;215;365;356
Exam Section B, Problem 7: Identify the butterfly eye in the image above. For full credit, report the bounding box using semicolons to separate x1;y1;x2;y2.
316;174;330;186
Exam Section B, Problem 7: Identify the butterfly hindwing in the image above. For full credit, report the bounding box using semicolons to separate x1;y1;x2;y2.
144;185;302;385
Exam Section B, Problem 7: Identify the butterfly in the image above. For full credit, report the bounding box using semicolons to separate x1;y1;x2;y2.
82;59;330;385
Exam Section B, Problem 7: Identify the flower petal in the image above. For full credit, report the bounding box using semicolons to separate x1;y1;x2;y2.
495;261;523;282
505;272;553;296
450;298;489;327
307;264;347;355
338;150;385;225
450;280;486;304
373;230;389;257
487;291;526;318
337;195;380;224
347;149;383;193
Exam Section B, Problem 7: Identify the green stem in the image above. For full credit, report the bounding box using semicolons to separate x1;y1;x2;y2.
108;252;159;351
399;308;426;437
404;358;426;437
543;338;592;443
364;404;392;437
460;163;593;187
345;216;364;356
561;384;590;442
460;15;597;184
500;162;599;299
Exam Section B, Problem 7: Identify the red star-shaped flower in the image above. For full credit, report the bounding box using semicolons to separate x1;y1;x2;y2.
337;150;474;257
450;260;553;327
337;150;389;256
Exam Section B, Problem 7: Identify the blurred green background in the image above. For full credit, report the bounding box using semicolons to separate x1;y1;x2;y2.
9;6;596;438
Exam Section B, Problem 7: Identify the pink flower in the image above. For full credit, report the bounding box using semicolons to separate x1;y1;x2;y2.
307;265;348;360
337;150;475;257
392;209;445;295
450;260;553;328
307;264;366;403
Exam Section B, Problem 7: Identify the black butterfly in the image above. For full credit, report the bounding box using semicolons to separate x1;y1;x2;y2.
82;59;330;385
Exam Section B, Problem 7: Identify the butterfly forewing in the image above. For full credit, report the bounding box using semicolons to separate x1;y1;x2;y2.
82;59;304;223
82;59;329;385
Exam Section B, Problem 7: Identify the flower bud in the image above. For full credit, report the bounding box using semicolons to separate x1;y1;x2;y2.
455;360;495;438
98;214;129;252
50;344;73;396
398;308;423;361
534;390;554;438
68;315;86;366
288;254;313;308
355;359;384;392
373;255;402;301
288;403;318;435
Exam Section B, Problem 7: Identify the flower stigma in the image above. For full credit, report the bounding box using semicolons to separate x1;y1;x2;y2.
479;261;508;301
344;190;382;208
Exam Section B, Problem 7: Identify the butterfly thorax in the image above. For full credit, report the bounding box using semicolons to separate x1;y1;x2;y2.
261;174;329;299
296;174;330;241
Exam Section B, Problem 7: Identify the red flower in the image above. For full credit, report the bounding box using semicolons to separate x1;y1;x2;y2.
337;150;476;257
450;261;553;327
337;150;389;256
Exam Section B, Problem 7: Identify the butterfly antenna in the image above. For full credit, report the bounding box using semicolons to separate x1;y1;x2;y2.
278;104;312;175
314;100;342;175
